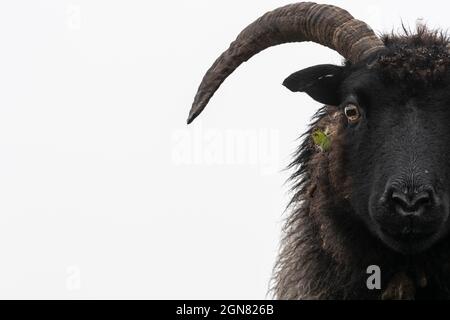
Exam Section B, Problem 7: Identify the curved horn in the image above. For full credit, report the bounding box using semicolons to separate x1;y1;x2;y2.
187;2;385;124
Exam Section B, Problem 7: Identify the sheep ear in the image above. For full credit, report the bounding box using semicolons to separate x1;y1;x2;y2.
283;64;344;106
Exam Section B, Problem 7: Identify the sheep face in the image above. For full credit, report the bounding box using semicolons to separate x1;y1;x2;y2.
284;31;450;255
342;67;450;255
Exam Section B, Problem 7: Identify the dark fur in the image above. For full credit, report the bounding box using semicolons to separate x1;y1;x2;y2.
378;25;450;85
272;26;450;300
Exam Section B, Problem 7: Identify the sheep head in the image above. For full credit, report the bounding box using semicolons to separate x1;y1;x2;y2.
188;2;450;262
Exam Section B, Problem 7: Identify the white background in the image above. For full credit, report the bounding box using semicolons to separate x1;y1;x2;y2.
0;0;447;299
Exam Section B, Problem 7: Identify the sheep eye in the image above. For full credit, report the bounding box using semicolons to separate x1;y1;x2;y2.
344;104;361;124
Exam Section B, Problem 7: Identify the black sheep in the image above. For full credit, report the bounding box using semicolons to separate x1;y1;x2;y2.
188;2;450;299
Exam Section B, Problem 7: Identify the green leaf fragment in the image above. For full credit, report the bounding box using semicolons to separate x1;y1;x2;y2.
312;129;331;152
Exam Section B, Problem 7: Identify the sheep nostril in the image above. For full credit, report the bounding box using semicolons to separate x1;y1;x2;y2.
390;190;432;215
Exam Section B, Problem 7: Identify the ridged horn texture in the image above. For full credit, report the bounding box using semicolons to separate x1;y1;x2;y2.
187;2;385;124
